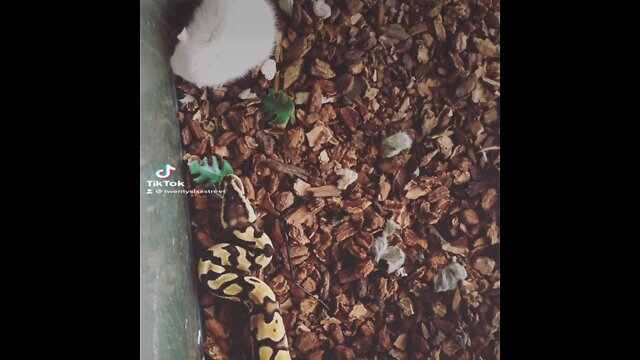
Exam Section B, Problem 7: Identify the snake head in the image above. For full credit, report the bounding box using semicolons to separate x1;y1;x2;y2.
221;174;257;229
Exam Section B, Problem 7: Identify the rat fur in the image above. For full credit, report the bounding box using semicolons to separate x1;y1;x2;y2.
170;0;277;88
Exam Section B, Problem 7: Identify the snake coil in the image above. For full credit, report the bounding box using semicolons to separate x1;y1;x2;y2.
198;175;291;360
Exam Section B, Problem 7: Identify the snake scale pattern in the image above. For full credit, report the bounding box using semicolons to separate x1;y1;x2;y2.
198;174;291;359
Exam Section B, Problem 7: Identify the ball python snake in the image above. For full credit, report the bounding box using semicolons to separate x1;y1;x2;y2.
198;174;291;360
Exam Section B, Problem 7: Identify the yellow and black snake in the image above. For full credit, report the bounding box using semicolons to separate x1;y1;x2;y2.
198;174;291;360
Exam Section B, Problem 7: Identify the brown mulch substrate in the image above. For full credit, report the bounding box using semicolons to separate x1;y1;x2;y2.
176;0;499;359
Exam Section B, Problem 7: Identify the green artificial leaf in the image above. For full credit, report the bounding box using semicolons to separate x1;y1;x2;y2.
258;89;295;126
189;156;234;188
278;0;294;17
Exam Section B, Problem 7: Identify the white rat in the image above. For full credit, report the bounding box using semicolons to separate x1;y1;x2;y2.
170;0;277;88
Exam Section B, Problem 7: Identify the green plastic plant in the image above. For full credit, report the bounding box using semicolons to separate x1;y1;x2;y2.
278;0;293;17
189;156;234;188
259;89;295;126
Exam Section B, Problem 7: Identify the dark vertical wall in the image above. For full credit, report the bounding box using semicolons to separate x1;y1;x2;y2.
140;0;202;359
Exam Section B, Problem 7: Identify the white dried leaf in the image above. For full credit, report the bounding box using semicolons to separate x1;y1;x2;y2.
434;263;468;292
395;267;408;277
374;219;398;262
335;168;358;190
294;92;310;105
179;94;197;107
381;131;413;158
238;88;258;100
382;219;397;239
322;95;337;104
380;246;406;274
312;0;332;20
260;59;277;81
374;220;405;274
319;150;330;163
373;236;388;263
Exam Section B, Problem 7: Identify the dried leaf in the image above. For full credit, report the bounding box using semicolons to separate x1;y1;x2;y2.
311;59;336;79
309;185;342;197
473;37;500;57
481;189;498;210
348;303;369;321
238;88;257;100
336;168;358;190
306;123;334;149
275;191;295;212
381;132;413;158
417;45;430;63
436;135;453;158
346;0;364;14
461;209;480;225
309;83;323;113
284;59;303;89
300;298;318;314
398;297;414;317
260;59;277;81
312;0;332;19
404;180;429;200
285;34;315;63
435;262;468;292
394;333;408;351
455;74;477;98
296;331;321;352
473;256;496;275
339;106;359;132
293;178;311;196
434;15;446;42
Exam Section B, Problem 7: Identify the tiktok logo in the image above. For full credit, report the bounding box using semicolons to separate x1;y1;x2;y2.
155;164;176;179
146;164;184;195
